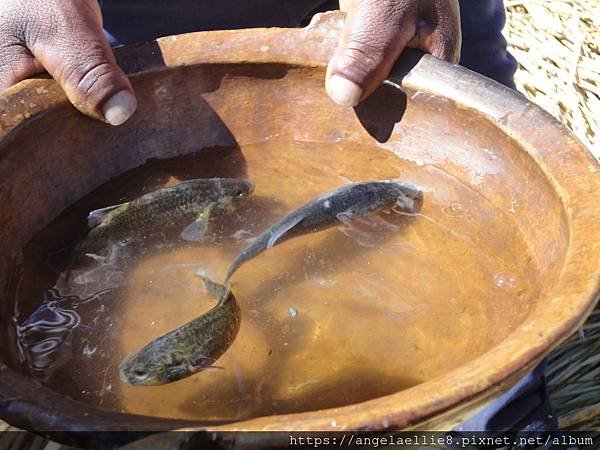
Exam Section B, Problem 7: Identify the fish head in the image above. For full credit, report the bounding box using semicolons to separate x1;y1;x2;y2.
389;180;423;211
192;178;256;217
119;343;193;386
217;179;255;205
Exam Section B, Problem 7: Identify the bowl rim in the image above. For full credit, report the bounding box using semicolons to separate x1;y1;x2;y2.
0;11;598;435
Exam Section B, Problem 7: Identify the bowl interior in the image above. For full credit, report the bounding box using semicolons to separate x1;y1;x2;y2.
0;61;571;426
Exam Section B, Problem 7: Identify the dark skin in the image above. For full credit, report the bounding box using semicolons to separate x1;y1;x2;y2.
0;0;461;124
327;0;461;105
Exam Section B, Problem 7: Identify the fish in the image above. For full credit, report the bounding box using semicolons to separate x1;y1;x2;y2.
74;178;255;259
119;275;241;386
224;180;422;282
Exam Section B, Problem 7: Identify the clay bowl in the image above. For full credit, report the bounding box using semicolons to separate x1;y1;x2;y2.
0;10;598;449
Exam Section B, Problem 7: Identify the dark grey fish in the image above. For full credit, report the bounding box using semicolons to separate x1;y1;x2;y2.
224;180;422;282
119;276;240;386
76;178;254;258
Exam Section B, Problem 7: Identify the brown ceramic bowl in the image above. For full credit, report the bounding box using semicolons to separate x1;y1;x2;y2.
0;11;598;449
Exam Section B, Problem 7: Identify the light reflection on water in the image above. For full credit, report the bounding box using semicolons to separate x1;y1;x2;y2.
17;289;81;378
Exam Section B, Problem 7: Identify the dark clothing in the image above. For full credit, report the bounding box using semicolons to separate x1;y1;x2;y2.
101;0;337;45
99;1;553;440
456;360;558;448
458;0;518;88
101;0;518;88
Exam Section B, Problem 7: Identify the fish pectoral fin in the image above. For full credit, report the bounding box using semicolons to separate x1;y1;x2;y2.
190;352;218;371
87;203;129;228
180;218;208;242
338;205;362;220
266;215;304;249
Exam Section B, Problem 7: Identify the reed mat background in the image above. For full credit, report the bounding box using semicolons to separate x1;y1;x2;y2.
505;0;600;430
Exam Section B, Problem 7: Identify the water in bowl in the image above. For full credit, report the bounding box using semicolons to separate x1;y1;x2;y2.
10;138;539;421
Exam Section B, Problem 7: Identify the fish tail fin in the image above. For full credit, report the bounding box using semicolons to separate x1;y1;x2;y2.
393;181;423;204
224;236;268;282
196;273;231;303
223;259;242;283
225;216;304;281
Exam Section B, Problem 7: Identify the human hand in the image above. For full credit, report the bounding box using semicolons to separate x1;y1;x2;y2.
326;0;461;106
0;0;136;125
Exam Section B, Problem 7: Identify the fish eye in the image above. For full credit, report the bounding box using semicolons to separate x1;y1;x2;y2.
235;190;244;197
133;369;149;381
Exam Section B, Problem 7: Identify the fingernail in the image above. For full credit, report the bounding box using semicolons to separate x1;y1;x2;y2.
102;90;137;126
326;75;363;107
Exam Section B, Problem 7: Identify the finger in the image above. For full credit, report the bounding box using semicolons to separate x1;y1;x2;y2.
326;0;419;107
338;0;355;12
0;44;44;91
408;2;461;63
27;1;137;125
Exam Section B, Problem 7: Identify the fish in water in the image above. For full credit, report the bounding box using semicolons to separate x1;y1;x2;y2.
119;276;241;386
74;178;254;259
224;180;422;282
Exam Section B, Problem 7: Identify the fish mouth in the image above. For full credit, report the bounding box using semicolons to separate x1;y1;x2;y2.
243;180;256;195
228;179;255;201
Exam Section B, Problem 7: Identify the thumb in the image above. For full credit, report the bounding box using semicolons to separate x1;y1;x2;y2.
326;0;461;107
326;1;419;107
28;1;136;125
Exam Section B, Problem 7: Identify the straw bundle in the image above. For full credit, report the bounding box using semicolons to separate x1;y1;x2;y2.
546;307;600;430
504;0;600;159
504;0;600;429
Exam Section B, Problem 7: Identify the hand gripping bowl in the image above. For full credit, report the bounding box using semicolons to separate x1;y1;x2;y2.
0;11;598;449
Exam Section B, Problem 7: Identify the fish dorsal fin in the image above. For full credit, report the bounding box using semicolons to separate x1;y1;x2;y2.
87;202;128;229
266;214;304;249
180;218;208;242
